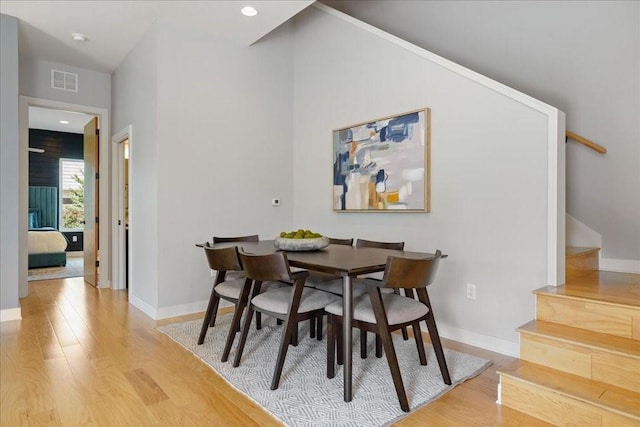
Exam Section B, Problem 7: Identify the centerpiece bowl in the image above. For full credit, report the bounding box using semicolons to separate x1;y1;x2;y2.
274;236;330;251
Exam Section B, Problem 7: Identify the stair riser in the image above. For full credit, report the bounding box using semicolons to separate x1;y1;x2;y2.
566;250;599;279
500;375;639;427
520;333;640;393
537;294;640;340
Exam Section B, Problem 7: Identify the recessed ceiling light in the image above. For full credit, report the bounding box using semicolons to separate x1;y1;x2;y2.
241;6;258;17
71;33;88;42
59;120;70;124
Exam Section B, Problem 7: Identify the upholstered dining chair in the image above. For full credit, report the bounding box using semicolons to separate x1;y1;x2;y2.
325;251;451;412
232;251;340;390
198;240;285;363
211;234;263;328
316;238;408;358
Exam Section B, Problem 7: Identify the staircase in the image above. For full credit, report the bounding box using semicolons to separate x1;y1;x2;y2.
498;247;640;426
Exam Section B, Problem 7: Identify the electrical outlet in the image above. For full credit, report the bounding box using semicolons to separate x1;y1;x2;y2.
466;283;477;300
272;198;280;206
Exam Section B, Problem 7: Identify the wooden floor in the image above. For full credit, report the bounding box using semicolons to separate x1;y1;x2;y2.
0;278;552;426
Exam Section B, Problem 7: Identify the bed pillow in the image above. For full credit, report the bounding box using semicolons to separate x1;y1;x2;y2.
28;209;40;229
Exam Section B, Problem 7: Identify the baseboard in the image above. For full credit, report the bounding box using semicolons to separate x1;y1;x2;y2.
0;307;22;322
600;258;640;274
156;300;208;320
436;324;520;358
129;297;232;321
128;294;158;319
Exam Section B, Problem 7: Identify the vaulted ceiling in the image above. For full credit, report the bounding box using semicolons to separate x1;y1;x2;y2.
1;1;315;73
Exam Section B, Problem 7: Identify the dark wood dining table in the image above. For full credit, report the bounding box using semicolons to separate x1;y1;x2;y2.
198;240;441;402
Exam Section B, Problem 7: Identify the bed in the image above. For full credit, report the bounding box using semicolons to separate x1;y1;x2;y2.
28;186;68;268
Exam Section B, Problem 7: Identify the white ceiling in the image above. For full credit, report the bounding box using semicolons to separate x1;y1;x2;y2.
29;107;95;134
2;1;315;133
0;0;315;73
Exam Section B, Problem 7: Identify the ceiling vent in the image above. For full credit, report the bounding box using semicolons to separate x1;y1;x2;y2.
51;69;78;92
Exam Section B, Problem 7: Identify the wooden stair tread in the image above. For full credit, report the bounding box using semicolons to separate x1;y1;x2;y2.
535;271;640;308
498;362;640;419
518;320;640;358
566;246;600;257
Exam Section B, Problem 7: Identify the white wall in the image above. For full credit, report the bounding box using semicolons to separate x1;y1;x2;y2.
19;57;111;109
112;25;159;312
324;0;640;263
112;20;295;317
292;6;558;353
0;14;21;319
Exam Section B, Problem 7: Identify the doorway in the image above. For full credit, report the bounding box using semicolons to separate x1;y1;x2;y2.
26;106;98;283
111;125;132;291
20;96;110;295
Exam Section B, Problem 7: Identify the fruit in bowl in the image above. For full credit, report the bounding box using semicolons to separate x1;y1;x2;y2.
274;229;329;251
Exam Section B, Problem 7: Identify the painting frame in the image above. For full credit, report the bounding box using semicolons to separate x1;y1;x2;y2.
332;108;430;212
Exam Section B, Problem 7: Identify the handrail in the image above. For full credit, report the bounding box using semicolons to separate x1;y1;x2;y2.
566;131;607;154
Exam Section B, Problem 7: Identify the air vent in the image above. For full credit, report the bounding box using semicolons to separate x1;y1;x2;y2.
51;69;78;92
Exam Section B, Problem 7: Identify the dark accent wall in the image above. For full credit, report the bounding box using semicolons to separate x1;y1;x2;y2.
29;128;83;187
29;128;84;251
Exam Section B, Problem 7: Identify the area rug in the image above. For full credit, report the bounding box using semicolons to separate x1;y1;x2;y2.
28;256;83;281
158;314;492;427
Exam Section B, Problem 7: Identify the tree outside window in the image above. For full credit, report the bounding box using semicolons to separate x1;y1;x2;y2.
60;159;84;230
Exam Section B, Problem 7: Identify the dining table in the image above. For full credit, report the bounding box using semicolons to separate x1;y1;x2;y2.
198;239;442;403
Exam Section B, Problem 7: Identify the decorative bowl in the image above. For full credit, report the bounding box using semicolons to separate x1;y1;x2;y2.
274;236;330;251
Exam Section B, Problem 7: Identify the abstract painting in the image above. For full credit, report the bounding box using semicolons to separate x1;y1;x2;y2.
333;108;430;212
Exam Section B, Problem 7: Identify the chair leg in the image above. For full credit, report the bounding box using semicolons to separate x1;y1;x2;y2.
198;288;220;345
277;319;283;325
316;315;323;341
417;289;452;385
360;329;368;358
375;334;382;358
256;312;262;330
425;313;451;384
231;304;255;367
327;315;335;379
309;317;316;339
401;327;409;340
270;280;305;390
209;295;221;327
228;279;259;364
412;322;427;365
369;288;410;412
336;317;343;366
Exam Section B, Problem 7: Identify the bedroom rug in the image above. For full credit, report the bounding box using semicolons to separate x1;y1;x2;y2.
158;314;492;427
28;256;83;281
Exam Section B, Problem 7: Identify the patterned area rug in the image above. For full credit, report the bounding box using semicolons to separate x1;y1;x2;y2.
158;314;492;427
28;256;83;281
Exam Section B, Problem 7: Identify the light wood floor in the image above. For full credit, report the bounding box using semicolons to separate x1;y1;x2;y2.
0;277;552;426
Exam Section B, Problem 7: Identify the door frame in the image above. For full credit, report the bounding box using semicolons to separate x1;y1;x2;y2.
19;96;111;291
111;125;132;291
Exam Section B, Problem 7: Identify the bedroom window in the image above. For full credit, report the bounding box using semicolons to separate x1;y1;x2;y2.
59;158;84;231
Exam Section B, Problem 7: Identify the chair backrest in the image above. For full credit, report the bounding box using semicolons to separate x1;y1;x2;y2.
239;251;292;282
328;237;354;246
203;243;243;272
213;234;259;244
381;250;442;289
356;238;405;251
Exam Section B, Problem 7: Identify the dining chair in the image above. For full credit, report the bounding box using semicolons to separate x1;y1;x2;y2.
325;251;451;412
232;251;340;390
199;240;285;363
211;234;263;328
316;238;408;358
